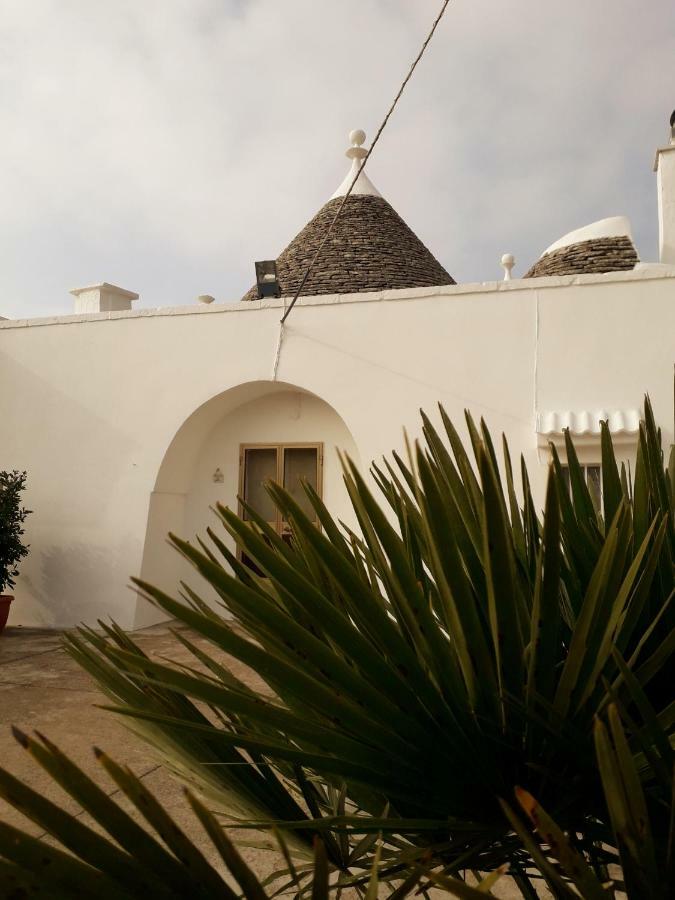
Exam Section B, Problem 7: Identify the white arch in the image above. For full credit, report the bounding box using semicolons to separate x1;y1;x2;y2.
135;380;360;628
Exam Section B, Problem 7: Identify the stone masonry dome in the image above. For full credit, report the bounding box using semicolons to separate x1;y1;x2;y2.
242;130;454;301
524;217;639;278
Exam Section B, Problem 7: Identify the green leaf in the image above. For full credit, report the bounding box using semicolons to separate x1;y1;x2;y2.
0;755;175;899
0;820;130;900
526;467;561;706
478;443;526;719
95;749;234;900
600;420;623;529
185;791;262;900
9;728;207;899
514;787;609;900
311;838;329;900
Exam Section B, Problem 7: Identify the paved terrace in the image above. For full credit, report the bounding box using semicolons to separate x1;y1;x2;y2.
0;624;543;898
0;622;279;884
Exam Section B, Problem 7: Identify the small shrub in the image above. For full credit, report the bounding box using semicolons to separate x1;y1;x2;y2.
0;470;31;593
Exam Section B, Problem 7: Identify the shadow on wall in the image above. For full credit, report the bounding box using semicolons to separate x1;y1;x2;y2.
17;538;139;630
0;352;146;628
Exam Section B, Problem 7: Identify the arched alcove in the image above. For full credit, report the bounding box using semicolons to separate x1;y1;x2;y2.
135;381;360;628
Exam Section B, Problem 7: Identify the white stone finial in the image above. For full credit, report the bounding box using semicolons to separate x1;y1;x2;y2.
330;128;381;200
346;129;368;160
501;253;515;281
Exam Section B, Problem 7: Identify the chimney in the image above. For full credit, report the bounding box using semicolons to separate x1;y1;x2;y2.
69;283;139;314
654;111;675;265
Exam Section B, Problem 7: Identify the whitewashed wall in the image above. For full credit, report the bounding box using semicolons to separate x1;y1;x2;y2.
0;269;673;629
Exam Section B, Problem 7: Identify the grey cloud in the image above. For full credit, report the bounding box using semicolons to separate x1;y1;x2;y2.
0;0;673;317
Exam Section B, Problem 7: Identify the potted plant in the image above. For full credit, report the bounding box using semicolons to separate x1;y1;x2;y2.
0;471;31;634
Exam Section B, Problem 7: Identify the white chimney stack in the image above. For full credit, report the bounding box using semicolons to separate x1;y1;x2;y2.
70;283;139;314
654;111;675;265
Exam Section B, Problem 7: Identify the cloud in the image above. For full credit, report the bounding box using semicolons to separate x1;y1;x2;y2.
0;0;673;316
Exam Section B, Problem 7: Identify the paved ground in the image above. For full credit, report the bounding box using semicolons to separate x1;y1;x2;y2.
0;621;281;887
0;623;543;898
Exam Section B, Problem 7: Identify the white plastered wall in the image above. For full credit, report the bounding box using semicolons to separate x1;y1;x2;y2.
0;269;673;629
535;275;674;482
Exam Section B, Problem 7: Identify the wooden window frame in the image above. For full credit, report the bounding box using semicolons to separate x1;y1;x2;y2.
238;442;324;548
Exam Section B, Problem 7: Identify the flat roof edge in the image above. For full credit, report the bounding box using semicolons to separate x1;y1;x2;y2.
2;267;674;330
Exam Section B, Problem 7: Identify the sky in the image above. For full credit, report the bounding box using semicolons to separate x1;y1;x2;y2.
0;0;674;318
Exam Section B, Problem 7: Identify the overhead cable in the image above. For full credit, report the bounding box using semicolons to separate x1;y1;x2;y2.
278;0;452;328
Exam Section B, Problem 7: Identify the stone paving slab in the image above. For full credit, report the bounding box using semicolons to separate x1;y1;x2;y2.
0;625;167;835
0;628;64;663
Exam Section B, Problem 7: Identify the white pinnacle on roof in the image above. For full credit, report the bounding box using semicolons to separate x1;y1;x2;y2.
330;129;382;200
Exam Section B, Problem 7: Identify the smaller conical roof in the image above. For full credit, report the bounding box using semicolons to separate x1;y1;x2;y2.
524;217;638;278
242;130;454;300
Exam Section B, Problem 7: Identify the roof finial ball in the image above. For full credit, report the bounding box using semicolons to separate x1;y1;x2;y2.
501;253;515;281
346;129;368;160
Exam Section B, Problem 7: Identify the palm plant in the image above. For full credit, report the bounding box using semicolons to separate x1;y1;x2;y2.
0;398;672;894
1;701;670;899
0;699;671;898
499;700;674;899
414;700;674;898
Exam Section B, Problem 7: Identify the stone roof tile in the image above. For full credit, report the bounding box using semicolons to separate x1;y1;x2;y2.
524;236;638;278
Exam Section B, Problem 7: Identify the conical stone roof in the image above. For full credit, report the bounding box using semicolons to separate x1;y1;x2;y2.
242;130;454;301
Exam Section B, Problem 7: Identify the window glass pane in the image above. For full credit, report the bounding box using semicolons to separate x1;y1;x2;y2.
243;448;277;522
283;447;318;520
586;465;602;510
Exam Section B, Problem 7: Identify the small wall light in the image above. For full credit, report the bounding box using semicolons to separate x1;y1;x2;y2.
212;468;224;484
255;260;281;299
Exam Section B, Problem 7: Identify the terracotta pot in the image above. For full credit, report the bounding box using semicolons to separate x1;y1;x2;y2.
0;595;13;634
